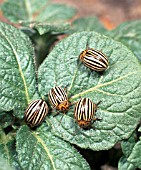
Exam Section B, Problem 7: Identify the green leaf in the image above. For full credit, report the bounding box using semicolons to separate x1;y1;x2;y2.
107;20;141;62
21;21;70;35
70;16;106;34
1;0;76;35
1;0;50;22
0;22;38;118
128;139;141;169
138;126;141;132
31;22;70;35
36;4;76;23
16;125;90;170
38;31;141;150
119;132;141;169
118;156;136;170
118;133;137;170
29;3;76;35
0;110;14;128
0;128;21;169
0;157;15;170
121;133;136;157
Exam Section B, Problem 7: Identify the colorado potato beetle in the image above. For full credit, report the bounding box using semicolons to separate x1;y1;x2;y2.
24;99;49;127
74;98;101;128
48;86;70;112
79;48;108;72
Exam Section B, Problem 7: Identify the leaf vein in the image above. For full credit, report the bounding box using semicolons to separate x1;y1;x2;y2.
71;71;138;99
68;67;78;94
33;133;57;170
95;89;124;97
0;32;30;104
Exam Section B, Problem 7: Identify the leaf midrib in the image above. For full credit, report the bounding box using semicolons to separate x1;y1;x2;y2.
71;71;139;99
0;32;30;104
33;133;57;170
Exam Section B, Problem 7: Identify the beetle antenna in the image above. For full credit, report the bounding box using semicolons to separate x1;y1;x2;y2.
86;41;90;49
96;100;102;106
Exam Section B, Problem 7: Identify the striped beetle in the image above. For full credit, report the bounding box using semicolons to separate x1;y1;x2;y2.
48;86;70;113
74;98;101;128
79;48;108;72
24;99;48;127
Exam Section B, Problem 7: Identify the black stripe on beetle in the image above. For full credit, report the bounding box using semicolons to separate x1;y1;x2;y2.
24;99;48;127
79;48;108;72
74;98;100;128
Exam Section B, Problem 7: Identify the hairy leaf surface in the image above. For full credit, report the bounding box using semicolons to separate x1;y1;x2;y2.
16;125;90;170
0;22;38;118
1;0;76;35
71;16;106;34
38;31;141;150
107;20;141;62
0;128;20;169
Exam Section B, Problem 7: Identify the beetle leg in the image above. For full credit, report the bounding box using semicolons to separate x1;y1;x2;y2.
53;110;60;117
77;56;82;65
86;41;90;50
94;100;102;111
93;117;102;121
98;70;104;75
69;101;77;106
64;84;69;91
96;100;102;106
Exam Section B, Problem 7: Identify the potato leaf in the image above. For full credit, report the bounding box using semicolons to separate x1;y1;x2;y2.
38;31;141;150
